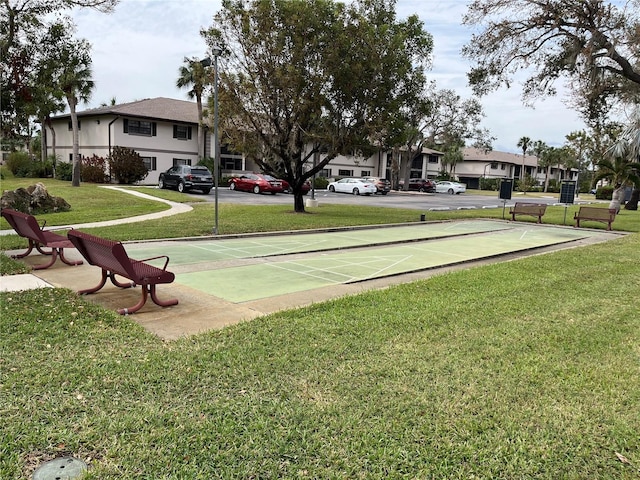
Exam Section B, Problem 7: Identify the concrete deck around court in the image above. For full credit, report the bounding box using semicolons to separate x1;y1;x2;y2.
7;220;624;340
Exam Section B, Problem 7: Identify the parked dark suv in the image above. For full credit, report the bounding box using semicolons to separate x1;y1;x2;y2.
401;178;436;193
362;177;391;195
158;165;214;194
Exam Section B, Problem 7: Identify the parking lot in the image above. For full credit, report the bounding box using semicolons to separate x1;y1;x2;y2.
189;187;597;211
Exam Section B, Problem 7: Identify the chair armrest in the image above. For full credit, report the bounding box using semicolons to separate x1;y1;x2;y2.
137;255;171;271
39;219;47;230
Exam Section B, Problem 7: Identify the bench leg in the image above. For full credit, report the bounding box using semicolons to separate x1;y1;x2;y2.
35;243;55;256
79;269;135;295
11;240;37;259
149;285;179;308
31;250;60;270
58;248;83;267
117;285;178;315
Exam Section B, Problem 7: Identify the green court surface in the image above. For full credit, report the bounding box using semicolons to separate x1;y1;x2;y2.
131;220;514;265
125;220;604;304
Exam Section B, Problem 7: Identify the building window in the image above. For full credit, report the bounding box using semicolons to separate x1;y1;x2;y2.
141;156;157;171
173;158;191;166
411;155;423;169
501;163;506;170
491;162;498;170
428;154;439;164
338;169;353;177
320;169;331;178
173;125;192;140
124;119;156;136
221;158;242;170
68;120;81;131
360;170;371;177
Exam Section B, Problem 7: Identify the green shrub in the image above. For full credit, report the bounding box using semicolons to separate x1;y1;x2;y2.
595;186;613;200
31;160;53;178
55;161;73;181
81;154;108;183
109;146;149;184
197;157;215;174
5;151;32;177
479;178;499;191
314;176;329;189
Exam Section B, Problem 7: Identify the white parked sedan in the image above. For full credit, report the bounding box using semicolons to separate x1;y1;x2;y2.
435;181;466;194
327;178;377;195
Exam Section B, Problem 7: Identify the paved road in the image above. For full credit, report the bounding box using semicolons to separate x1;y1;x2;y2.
188;187;597;211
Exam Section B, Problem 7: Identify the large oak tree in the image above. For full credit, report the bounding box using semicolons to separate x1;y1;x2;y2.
203;0;432;212
461;0;640;119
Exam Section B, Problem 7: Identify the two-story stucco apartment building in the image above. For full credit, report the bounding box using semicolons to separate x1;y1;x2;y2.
45;97;577;187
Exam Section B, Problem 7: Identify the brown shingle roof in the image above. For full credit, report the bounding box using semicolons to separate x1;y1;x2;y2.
463;147;537;165
61;97;200;124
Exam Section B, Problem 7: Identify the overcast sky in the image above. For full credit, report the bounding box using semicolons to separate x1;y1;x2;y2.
71;0;586;154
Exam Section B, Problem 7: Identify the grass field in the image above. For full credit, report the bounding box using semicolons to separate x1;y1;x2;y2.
1;178;639;478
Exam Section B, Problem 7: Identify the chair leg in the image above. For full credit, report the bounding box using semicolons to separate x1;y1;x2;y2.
117;287;148;315
149;284;179;308
58;248;83;266
117;285;178;315
11;240;36;259
78;269;109;295
31;249;59;270
35;243;55;255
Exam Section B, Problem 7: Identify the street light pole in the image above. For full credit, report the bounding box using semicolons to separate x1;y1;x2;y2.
211;45;222;235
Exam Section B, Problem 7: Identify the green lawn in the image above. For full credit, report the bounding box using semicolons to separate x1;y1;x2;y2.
1;179;639;478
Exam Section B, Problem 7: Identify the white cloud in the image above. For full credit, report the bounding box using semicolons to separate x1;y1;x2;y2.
71;0;585;153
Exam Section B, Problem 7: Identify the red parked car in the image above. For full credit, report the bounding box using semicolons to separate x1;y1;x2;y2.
400;178;436;193
280;179;312;195
228;174;284;194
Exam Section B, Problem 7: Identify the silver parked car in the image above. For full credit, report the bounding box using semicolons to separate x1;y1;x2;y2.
327;178;377;195
435;181;466;194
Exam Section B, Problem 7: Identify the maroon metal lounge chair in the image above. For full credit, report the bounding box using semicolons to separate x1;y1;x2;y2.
1;208;82;270
67;229;178;315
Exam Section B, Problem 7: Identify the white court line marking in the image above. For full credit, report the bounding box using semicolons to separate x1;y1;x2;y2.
188;238;330;258
266;262;356;283
359;255;414;280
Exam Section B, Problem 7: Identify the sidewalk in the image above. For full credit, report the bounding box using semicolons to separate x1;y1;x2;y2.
0;186;192;235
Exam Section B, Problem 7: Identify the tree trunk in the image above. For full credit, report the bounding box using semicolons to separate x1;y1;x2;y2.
624;188;639;210
40;116;47;162
293;192;306;213
68;95;81;187
543;168;549;192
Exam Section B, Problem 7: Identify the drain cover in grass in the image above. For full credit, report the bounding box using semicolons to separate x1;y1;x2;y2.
33;457;87;479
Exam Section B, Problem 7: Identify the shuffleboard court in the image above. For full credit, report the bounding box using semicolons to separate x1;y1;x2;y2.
128;220;514;266
172;222;602;303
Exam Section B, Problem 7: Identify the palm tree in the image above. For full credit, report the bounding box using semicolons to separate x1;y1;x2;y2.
601;110;640;210
517;136;531;181
56;39;94;187
516;136;531;194
177;57;210;160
